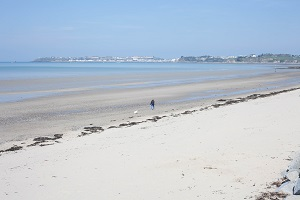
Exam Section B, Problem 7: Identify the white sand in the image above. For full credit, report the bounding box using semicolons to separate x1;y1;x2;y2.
1;88;300;199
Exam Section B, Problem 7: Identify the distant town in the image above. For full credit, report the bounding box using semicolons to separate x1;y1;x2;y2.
33;54;300;64
33;56;176;63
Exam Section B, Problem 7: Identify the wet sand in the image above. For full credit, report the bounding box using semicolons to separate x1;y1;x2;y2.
1;69;300;144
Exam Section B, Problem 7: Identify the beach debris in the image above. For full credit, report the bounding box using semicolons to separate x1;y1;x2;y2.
271;177;289;187
0;145;23;153
108;126;118;129
210;87;300;110
203;166;217;170
107;115;168;130
134;110;138;114
119;123;129;127
255;191;288;200
147;115;167;122
78;126;104;137
212;104;222;108
33;134;63;142
128;121;140;126
181;110;196;115
83;126;104;133
119;121;143;127
78;132;90;137
217;99;227;102
40;143;54;147
199;107;210;111
27;134;63;147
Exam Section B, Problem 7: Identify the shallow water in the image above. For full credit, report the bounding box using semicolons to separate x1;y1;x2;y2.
0;62;279;103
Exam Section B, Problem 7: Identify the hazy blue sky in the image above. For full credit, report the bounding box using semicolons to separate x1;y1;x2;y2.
1;0;299;61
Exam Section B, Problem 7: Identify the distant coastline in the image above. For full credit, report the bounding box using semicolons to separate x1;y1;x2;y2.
33;53;300;64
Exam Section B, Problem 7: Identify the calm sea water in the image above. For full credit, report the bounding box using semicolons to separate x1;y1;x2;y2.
0;62;274;80
0;62;282;103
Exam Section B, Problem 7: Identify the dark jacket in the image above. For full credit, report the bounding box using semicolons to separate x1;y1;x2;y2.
150;100;155;106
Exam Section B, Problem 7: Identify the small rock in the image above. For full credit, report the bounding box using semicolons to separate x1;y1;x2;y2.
287;171;300;182
294;178;300;195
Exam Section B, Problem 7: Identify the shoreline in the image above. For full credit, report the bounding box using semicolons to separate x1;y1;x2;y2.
1;67;300;145
1;86;299;152
1;85;300;199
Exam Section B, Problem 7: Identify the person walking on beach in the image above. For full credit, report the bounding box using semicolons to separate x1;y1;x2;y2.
150;99;155;110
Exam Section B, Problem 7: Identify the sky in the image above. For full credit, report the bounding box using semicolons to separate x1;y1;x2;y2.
1;0;300;61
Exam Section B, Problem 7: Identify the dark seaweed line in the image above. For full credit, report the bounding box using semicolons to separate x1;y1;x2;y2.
1;87;300;155
78;86;300;136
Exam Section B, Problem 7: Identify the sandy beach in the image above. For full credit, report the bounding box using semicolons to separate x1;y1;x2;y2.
2;0;300;198
1;68;300;144
1;85;300;199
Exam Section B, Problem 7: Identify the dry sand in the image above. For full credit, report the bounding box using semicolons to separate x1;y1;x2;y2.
1;86;300;199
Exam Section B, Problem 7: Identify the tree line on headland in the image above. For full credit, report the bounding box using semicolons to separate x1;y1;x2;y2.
33;54;300;63
178;54;300;63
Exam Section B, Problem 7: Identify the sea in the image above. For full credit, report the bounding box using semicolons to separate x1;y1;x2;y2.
0;62;298;103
